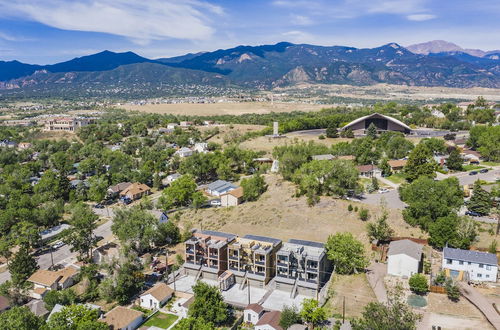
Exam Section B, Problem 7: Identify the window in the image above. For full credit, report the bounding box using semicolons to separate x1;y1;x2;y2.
486;275;490;278
479;264;484;268
486;265;491;270
459;261;464;265
477;273;482;278
446;259;452;264
468;262;471;265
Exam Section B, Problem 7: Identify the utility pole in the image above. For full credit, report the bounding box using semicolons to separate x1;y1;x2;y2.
247;280;250;305
50;247;54;270
342;296;345;324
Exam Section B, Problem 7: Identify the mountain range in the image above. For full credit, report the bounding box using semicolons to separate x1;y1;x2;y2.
1;41;499;97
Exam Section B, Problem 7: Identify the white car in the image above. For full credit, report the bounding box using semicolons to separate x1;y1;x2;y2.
52;241;65;249
378;188;390;194
210;199;221;207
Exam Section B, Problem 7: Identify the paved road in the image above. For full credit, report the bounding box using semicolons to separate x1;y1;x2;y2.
0;216;114;285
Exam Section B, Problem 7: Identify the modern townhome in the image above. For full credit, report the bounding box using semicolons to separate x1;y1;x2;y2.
275;239;332;297
184;230;237;281
442;247;498;282
227;234;282;288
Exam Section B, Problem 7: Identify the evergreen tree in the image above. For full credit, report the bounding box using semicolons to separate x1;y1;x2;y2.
366;123;378;139
8;245;38;288
469;181;492;215
379;158;392;177
326;125;339;138
446;148;463;171
403;143;437;181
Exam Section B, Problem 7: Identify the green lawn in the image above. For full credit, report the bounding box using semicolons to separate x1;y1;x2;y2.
463;164;484;171
386;173;406;185
143;313;178;329
482;161;500;167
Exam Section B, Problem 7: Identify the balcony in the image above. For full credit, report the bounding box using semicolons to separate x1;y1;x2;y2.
209;254;219;259
185;249;195;255
229;255;239;261
277;261;288;267
254;260;265;265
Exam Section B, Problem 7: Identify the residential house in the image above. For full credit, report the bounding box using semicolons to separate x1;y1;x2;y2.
387;159;407;173
167;123;178;130
119;182;151;200
163;173;181;186
25;300;49;318
244;303;265;325
357;165;382;178
139;283;174;310
193;142;209;153
206;180;237;197
275;239;332;297
17;142;32;150
0;140;16;148
442;247;498;282
255;311;283;330
227;235;282;288
312;154;335;161
44;117;96;131
27;267;79;299
221;187;244;207
184;230;237;281
148;210;169;224
461;149;482;164
387;240;423;277
174;147;193;158
158;127;174;134
100;306;143;330
107;182;132;198
92;242;120;265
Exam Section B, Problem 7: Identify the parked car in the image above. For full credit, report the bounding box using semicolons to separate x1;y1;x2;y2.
378;188;389;194
52;241;65;249
210;199;221;207
479;168;489;173
469;171;478;175
465;210;482;217
120;197;132;205
93;203;104;209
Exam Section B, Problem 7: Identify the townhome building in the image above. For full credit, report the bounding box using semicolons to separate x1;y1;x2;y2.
442;247;498;282
184;230;236;281
275;239;332;297
227;235;282;288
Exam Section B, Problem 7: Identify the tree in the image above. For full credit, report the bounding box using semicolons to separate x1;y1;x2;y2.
469;181;492;215
87;175;109;202
341;128;354;138
326;125;339;138
379;158;392;177
366;123;378;139
325;232;368;274
408;273;428;294
445;279;460;302
403;143;437;181
300;299;327;329
158;174;199;209
400;177;463;230
280;305;301;329
371;177;379;190
189;282;229;326
62;203;100;261
173;317;214;330
43;289;77;310
113;261;144;305
428;214;477;249
367;211;394;243
241;174;267;202
112;206;158;252
0;306;44;330
47;304;107;330
352;285;421;330
154;221;181;246
8;245;38;289
446;148;463;171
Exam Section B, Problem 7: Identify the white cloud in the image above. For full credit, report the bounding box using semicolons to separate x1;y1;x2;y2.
406;14;437;21
290;14;313;26
0;0;222;44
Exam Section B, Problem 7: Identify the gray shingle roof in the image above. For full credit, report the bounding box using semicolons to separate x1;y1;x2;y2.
443;247;498;265
206;180;236;193
388;239;423;261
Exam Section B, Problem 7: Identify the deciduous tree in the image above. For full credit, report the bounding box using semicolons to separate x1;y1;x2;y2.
325;232;367;274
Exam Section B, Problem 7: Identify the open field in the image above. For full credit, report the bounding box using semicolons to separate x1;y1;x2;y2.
326;274;378;318
30;130;80;141
175;174;425;250
120;101;333;116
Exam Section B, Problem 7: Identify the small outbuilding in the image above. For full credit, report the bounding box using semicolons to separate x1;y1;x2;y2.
244;303;265;325
387;239;423;277
221;187;244;207
139;283;174;310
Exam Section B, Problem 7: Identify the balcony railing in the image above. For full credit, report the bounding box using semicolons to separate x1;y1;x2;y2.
254;260;265;265
229;255;239;261
277;262;288;267
185;249;195;254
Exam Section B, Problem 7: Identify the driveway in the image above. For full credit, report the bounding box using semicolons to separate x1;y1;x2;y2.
366;261;388;303
458;282;500;329
359;189;406;209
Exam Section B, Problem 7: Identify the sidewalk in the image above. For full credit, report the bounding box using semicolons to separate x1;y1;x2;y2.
378;176;399;189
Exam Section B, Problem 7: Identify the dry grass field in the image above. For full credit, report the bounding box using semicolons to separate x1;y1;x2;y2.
175;174;425;249
31;130;80;141
326;274;378;318
120;101;333;116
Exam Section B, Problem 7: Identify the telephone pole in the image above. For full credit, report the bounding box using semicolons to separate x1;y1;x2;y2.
342;296;345;324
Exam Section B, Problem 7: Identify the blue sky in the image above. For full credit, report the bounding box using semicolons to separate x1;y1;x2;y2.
0;0;499;64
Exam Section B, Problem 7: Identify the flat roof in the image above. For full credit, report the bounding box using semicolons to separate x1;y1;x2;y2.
288;239;324;249
199;230;236;240
243;234;281;246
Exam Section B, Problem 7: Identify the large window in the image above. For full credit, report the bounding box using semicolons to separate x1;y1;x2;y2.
446;259;452;264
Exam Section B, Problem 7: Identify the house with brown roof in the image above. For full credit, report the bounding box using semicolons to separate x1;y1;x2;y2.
119;182;151;200
139;283;174;310
255;310;283;330
100;306;143;330
27;267;79;299
107;182;132;197
387;159;407;172
357;165;381;178
221;186;244;207
244;303;265;325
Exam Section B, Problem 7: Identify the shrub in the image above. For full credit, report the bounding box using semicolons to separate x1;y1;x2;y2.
318;134;326;140
348;204;353;212
409;274;428;294
359;208;370;221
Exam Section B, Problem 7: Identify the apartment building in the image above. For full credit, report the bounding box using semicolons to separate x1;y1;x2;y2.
275;239;332;297
227;234;282;288
184;230;236;281
44;117;96;131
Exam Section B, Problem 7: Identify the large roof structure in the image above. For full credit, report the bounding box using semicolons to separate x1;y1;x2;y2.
342;113;411;133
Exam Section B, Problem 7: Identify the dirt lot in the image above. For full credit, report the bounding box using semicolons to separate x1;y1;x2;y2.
326;274;377;318
204;124;267;146
31;130;80;141
175;174;425;250
120;101;333;116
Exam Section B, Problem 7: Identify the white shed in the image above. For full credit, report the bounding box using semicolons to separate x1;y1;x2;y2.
244;303;264;325
139;283;174;310
387;239;423;277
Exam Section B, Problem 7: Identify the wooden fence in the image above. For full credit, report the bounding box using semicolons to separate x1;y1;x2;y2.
430;285;447;294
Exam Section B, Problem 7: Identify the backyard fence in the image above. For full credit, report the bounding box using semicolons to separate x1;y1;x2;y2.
429;285;447;294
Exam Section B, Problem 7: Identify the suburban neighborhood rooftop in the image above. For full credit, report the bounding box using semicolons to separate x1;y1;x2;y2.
443;247;498;265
